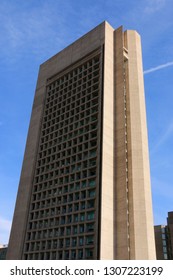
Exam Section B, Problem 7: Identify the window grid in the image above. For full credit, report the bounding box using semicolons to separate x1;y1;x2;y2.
23;53;102;260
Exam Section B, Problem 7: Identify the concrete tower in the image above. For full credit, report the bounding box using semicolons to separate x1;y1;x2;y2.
7;22;156;260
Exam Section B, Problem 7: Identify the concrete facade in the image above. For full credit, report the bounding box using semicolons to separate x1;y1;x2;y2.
7;21;156;260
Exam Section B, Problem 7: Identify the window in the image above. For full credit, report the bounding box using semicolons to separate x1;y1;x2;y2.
163;246;167;253
47;240;51;249
78;249;83;259
65;251;69;259
72;238;77;246
53;240;57;249
79;237;84;246
81;202;86;210
86;236;94;245
60;228;64;236
89;180;96;187
85;249;93;259
73;226;77;234
162;233;166;239
66;227;71;235
87;211;95;220
88;190;95;198
61;217;65;225
79;224;84;233
86;223;94;232
65;239;70;247
162;240;166;246
52;252;56;260
161;227;165;233
71;250;76;259
82;181;86;188
80;213;85;221
88;197;95;208
74;214;78;222
74;203;79;211
67;215;72;223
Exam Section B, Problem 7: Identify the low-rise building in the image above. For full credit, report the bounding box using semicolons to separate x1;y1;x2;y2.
154;211;173;260
0;245;8;260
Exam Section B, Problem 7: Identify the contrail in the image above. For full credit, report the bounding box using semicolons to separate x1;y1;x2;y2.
144;61;173;74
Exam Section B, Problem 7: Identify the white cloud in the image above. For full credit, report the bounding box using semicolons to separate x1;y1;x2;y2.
144;61;173;74
151;121;173;154
144;0;166;14
0;1;72;63
0;216;11;244
4;20;23;49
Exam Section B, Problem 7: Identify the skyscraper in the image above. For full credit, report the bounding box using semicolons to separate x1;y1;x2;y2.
7;21;156;260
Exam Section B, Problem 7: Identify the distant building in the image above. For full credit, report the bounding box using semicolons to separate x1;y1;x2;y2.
0;245;8;260
7;21;155;260
167;211;173;259
154;211;173;260
154;225;169;259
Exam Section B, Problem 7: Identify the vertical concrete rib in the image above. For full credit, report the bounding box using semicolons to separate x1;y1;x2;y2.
114;27;129;259
100;22;114;259
124;30;156;259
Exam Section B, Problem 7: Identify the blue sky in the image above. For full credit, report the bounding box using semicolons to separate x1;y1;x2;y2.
0;0;173;244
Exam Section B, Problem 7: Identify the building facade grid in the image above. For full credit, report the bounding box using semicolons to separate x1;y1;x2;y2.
23;51;103;260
